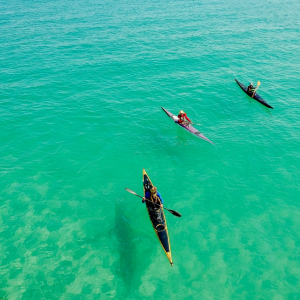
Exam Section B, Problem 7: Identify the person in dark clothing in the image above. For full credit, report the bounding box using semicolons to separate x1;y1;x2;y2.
247;82;256;96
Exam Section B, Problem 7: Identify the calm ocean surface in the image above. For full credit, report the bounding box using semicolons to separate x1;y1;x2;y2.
1;0;300;299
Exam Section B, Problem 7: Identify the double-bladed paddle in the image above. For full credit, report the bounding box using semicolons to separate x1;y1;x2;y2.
125;188;182;217
182;121;202;126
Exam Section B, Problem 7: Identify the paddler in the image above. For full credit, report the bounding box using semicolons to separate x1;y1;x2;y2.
142;186;163;208
247;82;256;96
177;110;192;125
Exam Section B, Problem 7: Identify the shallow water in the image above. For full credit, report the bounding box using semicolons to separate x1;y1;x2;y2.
1;0;300;298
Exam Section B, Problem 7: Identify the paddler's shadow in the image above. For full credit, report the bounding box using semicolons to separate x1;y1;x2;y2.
113;200;138;295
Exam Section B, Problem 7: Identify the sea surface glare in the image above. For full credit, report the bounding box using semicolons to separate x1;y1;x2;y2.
1;0;300;299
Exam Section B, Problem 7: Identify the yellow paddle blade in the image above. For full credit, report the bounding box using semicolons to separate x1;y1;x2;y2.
257;81;261;86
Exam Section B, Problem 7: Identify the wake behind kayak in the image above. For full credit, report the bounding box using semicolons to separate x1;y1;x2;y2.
235;79;273;109
161;107;214;145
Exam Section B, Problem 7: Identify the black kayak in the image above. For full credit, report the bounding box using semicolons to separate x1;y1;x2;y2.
235;79;273;109
143;169;173;266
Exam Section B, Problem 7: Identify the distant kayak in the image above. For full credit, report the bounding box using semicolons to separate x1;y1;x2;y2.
235;79;273;109
161;107;214;145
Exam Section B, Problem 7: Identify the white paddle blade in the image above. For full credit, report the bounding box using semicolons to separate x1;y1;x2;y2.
172;116;179;121
125;188;137;195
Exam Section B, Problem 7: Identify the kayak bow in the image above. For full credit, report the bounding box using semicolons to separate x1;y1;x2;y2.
161;107;214;145
143;169;173;266
235;79;273;109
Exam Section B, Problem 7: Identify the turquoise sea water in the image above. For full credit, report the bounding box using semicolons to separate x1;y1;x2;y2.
1;0;300;298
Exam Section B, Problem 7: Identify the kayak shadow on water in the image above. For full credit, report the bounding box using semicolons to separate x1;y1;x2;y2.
245;97;274;115
113;200;139;296
262;104;273;115
174;125;215;147
175;127;190;145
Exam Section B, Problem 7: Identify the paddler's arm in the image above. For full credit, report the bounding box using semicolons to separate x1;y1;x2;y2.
252;86;257;98
157;192;164;207
142;191;151;203
185;114;192;123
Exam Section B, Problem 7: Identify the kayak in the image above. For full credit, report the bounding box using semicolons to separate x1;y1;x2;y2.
161;107;214;145
235;79;273;109
143;169;173;266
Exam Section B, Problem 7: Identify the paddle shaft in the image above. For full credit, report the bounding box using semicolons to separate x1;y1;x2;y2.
182;121;201;126
252;81;261;97
136;194;163;208
173;114;201;126
125;188;181;217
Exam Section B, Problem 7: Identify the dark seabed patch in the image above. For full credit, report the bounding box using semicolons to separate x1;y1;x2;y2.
113;199;139;297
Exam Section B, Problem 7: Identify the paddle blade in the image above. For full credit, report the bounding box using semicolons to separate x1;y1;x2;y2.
257;81;261;87
167;209;182;217
125;188;137;196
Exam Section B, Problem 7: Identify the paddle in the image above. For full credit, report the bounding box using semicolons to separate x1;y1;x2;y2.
125;188;182;217
173;115;201;126
183;121;201;126
252;81;261;98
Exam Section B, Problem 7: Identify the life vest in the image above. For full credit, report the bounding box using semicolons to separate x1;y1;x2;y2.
150;192;161;205
248;86;255;93
178;113;186;122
